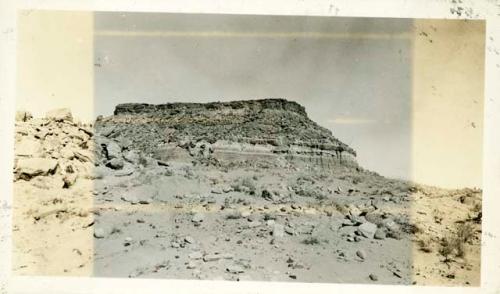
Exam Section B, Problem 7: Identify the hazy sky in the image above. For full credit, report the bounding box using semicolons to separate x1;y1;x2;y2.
94;13;413;181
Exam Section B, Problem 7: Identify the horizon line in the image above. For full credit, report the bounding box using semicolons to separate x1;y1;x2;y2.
94;30;412;40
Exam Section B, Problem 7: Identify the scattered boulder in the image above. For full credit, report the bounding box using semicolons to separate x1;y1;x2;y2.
272;223;285;238
226;265;245;274
157;160;169;167
104;141;122;160
106;158;124;170
374;228;386;240
184;236;195;244
347;204;362;217
192;213;205;223
284;226;295;235
98;125;116;137
15;137;42;157
383;219;400;232
126;186;158;203
121;195;139;204
387;230;402;240
356;250;366;260
123;150;141;164
60;147;75;160
203;254;221;262
15;158;58;180
240;211;251;218
188;251;203;260
94;228;107;239
348;215;365;226
123;237;133;246
115;168;134;177
62;173;77;188
262;189;275;201
357;222;377;239
211;188;223;194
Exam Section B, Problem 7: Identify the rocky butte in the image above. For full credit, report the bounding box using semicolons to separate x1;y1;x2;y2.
96;98;357;168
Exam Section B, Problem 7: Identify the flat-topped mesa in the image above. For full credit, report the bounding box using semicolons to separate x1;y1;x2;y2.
99;99;357;167
114;98;308;117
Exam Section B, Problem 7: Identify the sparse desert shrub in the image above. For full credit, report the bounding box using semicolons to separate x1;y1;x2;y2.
417;237;433;253
470;202;482;224
225;212;241;220
117;181;128;188
439;237;462;261
180;165;195;179
472;202;482;213
110;226;122;235
351;175;363;185
138;154;148;167
395;217;421;235
379;188;395;196
293;185;322;199
333;202;348;215
439;222;475;260
242;177;256;189
296;175;315;185
456;222;475;245
209;177;220;185
315;193;328;201
302;237;320;245
162;168;174;176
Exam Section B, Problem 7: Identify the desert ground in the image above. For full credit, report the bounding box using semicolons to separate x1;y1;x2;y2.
12;101;482;286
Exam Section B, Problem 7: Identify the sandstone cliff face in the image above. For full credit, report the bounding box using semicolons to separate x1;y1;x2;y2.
98;99;357;167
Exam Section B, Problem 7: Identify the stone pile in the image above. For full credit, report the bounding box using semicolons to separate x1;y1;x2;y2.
14;108;95;187
14;107;175;188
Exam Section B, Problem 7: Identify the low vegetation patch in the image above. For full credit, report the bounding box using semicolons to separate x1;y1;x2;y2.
439;222;475;261
302;237;321;245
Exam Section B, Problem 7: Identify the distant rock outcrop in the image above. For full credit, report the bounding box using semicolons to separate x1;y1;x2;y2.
97;99;357;167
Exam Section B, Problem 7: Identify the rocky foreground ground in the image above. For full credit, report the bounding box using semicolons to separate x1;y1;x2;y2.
12;104;482;286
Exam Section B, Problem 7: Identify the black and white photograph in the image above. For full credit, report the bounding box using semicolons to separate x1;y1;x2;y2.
1;3;498;293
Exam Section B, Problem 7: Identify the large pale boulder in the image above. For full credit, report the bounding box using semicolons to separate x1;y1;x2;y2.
104;141;122;160
15;137;42;157
15;158;58;180
123;150;140;164
358;222;378;239
106;158;124;170
59;147;75;160
46;108;73;122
